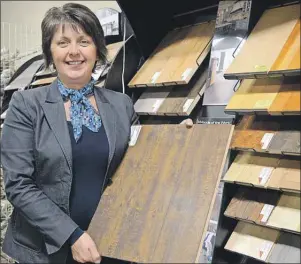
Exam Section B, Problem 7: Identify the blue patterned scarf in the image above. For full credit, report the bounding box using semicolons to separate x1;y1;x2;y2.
58;79;102;142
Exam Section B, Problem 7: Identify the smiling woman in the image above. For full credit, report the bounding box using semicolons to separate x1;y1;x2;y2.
1;3;138;264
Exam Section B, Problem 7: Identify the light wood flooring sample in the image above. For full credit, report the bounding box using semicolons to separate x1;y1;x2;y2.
225;221;280;261
5;60;44;91
270;19;300;73
88;124;233;263
224;4;300;79
267;232;300;263
128;21;215;87
268;76;300;115
267;157;301;192
223;152;279;187
268;131;300;155
267;193;300;232
225;78;282;114
106;41;124;62
31;76;57;87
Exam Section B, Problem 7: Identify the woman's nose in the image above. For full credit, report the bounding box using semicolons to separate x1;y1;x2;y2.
68;43;80;56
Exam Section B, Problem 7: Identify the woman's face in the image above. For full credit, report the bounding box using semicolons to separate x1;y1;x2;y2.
50;23;97;87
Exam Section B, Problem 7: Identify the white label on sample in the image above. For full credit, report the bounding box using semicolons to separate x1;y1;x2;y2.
129;125;142;147
261;133;274;150
151;72;161;83
259;240;273;261
182;99;194;112
259;167;273;185
254;99;272;109
260;204;274;223
152;99;164;112
181;68;192;81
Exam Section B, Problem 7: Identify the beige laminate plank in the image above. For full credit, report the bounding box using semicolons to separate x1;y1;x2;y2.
225;221;280;261
267;193;300;233
224;4;300;78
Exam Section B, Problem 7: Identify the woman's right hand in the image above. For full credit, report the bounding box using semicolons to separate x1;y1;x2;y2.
71;232;101;263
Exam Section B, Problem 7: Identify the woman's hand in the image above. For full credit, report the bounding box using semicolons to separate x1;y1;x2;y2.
180;118;193;128
71;232;101;263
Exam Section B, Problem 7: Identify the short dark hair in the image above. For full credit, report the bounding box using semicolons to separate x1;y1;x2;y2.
41;3;107;69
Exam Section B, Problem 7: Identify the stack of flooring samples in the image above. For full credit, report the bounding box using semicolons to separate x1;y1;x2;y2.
88;124;233;263
4;60;44;91
230;115;301;155
225;76;300;115
128;21;215;87
224;4;300;79
225;221;280;262
223;153;300;192
225;221;300;263
134;65;208;116
30;76;57;87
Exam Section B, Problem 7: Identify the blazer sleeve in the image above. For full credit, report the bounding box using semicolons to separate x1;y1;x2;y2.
1;91;78;255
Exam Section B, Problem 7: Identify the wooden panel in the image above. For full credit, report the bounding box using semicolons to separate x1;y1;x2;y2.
267;157;301;192
128;21;215;87
225;78;283;114
270;20;301;73
133;87;172;115
31;76;57;87
4;60;44;91
225;221;280;262
224;4;300;79
230;115;281;152
267;193;300;233
223;152;279;188
88;124;233;263
267;232;301;263
156;67;208;116
268;131;300;155
224;187;280;225
268;76;300;115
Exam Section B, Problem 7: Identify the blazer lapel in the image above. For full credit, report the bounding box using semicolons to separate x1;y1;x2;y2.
94;87;116;170
41;79;72;171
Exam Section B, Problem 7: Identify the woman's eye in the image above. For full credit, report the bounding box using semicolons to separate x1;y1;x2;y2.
80;40;89;46
58;41;68;47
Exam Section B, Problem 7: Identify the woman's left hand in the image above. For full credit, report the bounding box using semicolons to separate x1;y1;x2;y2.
180;118;193;128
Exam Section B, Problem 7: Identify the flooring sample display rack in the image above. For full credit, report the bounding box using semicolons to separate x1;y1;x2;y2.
224;4;300;80
88;124;233;263
128;21;215;88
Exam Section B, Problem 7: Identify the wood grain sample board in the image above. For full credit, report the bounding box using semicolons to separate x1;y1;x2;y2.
267;232;300;263
231;115;300;155
4;60;44;91
225;76;300;115
224;4;300;79
224;186;280;225
225;221;280;262
266;193;300;233
134;66;208;116
106;41;124;62
31;76;57;87
88;124;233;263
128;21;215;87
223;153;301;193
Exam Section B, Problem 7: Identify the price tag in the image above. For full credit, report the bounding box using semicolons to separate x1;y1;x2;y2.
129;125;142;147
152;99;164;112
258;240;273;261
181;68;192;81
260;204;274;223
261;133;274;150
151;72;161;83
254;99;272;109
254;65;268;71
182;99;194;112
258;167;273;185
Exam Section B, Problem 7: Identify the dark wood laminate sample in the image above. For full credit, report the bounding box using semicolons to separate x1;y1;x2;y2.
88;124;233;263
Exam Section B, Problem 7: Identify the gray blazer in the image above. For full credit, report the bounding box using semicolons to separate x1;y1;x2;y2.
1;80;138;263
